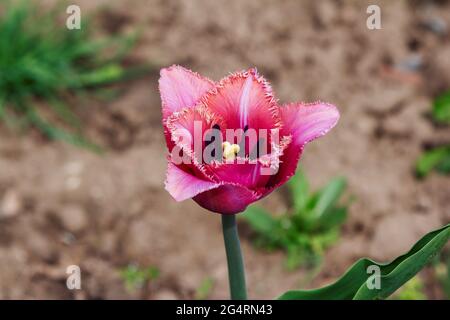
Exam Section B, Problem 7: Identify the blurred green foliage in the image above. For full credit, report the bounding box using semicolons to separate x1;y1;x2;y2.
432;90;450;125
416;91;450;178
394;276;427;300
242;170;350;270
433;250;450;299
195;277;215;300
416;145;450;178
0;1;144;149
120;264;160;291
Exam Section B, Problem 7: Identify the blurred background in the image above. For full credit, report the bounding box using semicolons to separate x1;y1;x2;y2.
0;0;449;299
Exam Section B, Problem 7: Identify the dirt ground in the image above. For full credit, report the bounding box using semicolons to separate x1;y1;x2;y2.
0;0;449;299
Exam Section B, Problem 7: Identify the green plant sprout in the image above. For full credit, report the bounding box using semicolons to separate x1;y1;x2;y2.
0;1;146;150
432;90;450;124
416;91;450;177
119;264;160;292
195;278;215;300
242;170;350;270
417;145;450;177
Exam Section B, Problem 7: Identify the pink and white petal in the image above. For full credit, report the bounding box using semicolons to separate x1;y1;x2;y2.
269;102;339;188
193;183;261;214
166;104;226;158
206;161;272;190
202;134;291;190
160;65;215;120
165;162;220;202
202;68;280;131
280;102;339;145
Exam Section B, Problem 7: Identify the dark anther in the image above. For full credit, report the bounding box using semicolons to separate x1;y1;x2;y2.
212;124;221;130
243;125;249;132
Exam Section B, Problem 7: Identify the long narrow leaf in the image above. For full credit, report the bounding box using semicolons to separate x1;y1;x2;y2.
241;206;278;236
278;224;450;300
288;170;309;212
312;177;346;220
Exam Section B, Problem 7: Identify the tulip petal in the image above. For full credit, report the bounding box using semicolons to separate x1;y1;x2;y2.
202;68;280;132
205;133;290;189
269;102;340;188
193;183;261;214
165;162;220;202
166;105;226;162
160;65;215;120
281;102;339;145
207;161;272;189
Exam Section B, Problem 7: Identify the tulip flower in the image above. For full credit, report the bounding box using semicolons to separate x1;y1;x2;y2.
159;65;339;299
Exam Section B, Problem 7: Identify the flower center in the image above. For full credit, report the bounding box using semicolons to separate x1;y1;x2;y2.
222;141;240;161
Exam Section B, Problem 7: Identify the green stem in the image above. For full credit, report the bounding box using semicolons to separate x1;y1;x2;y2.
221;214;247;300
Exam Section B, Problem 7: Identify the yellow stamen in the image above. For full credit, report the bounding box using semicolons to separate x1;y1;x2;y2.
222;141;240;161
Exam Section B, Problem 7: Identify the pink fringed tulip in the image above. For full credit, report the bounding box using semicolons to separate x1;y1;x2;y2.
160;65;339;214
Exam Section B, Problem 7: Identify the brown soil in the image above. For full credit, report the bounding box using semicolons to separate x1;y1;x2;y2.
0;0;449;299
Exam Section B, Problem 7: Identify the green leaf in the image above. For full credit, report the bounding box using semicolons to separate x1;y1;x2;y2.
119;264;160;291
432;91;450;124
278;224;450;300
195;278;215;300
76;64;125;87
285;245;306;270
241;206;278;236
288;170;309;211
436;152;450;174
312;177;346;221
317;207;348;230
26;107;102;153
416;146;450;178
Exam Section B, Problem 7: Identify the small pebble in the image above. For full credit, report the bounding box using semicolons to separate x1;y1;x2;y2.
0;190;21;218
